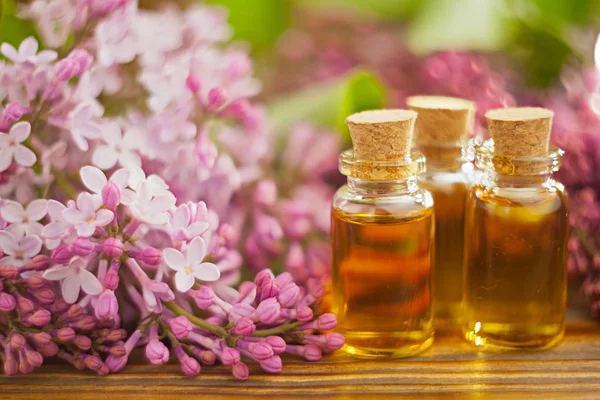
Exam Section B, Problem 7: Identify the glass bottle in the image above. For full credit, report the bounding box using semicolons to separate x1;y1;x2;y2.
463;107;569;351
331;109;434;358
407;96;475;329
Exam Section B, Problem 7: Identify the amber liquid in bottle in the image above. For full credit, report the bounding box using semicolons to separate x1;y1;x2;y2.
332;207;434;358
463;182;569;350
420;171;468;328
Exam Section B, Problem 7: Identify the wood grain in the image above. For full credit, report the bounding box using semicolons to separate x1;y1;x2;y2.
1;320;599;400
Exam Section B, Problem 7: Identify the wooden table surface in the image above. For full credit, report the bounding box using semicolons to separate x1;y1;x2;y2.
2;316;600;400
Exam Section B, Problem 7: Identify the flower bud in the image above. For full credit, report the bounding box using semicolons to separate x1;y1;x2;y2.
74;335;92;350
51;244;73;264
25;349;43;368
220;346;240;366
249;342;273;361
277;282;300;308
54;59;80;81
3;103;31;123
103;238;124;258
265;336;286;354
109;343;126;357
39;342;59;357
71;237;94;257
19;358;33;374
26;255;50;272
254;269;275;290
304;344;322;361
23;274;46;288
94;290;118;320
180;354;201;376
0;265;18;279
0;292;16;312
103;271;119;291
67;48;93;73
296;306;313;322
256;298;281;324
259;355;282;373
140;247;162;266
191;349;216;366
106;354;128;373
17;297;35;314
169;316;192;339
145;340;169;365
259;279;279;301
3;359;18;376
232;361;249;380
233;318;255;337
102;182;121;209
317;313;337;330
56;327;76;342
186;74;200;93
254;179;277;208
192;286;214;309
32;287;55;304
10;333;26;350
325;333;345;351
29;332;51;346
83;355;103;371
229;303;255;323
206;87;227;110
26;309;51;327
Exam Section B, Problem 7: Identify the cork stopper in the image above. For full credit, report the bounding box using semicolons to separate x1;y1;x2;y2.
406;95;475;146
485;107;553;157
345;109;417;161
342;109;422;181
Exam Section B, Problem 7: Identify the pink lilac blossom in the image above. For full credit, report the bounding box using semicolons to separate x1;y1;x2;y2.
0;1;342;378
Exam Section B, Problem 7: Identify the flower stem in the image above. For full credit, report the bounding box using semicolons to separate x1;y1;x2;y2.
163;301;226;337
52;168;78;200
251;321;303;337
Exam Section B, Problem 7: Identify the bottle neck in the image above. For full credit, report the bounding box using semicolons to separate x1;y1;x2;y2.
417;144;465;172
481;170;554;188
347;177;419;196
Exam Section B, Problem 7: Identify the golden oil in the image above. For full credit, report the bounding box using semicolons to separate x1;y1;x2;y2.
331;206;434;358
463;108;569;351
407;95;476;328
332;109;434;358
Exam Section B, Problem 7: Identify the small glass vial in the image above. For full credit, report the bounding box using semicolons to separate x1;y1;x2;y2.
407;96;476;329
331;109;434;358
463;107;569;351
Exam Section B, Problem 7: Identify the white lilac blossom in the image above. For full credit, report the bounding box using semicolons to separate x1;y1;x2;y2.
0;0;342;379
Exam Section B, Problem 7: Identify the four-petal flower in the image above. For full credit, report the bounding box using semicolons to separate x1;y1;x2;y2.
163;237;220;292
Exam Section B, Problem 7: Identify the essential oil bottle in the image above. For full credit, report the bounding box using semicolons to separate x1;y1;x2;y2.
407;95;475;329
463;107;569;351
331;109;434;358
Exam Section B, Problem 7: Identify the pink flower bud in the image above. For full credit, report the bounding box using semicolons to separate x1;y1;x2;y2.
265;336;286;354
325;333;345;351
296;306;313;322
223;99;250;119
220;346;240;366
106;354;128;373
51;299;70;314
3;359;18;376
317;313;337;330
277;282;300;308
83;355;103;371
232;362;249;380
26;255;50;272
254;179;277;207
71;237;94;257
145;340;169;365
233;318;255;337
249;342;274;361
181;355;201;376
94;290;118;320
256;298;281;324
259;355;282;373
19;358;33;374
259;279;279;301
103;238;124;258
101;182;121;209
206;87;227;110
139;247;162;266
23;274;46;288
26;309;51;327
68;48;93;73
17;297;34;314
0;265;18;279
193;349;216;365
51;244;73;264
0;292;16;312
56;327;76;342
32;287;55;304
304;344;322;361
3;103;31;123
186;74;200;93
103;271;119;290
71;315;96;330
285;242;305;272
65;304;83;319
192;286;214;309
254;269;275;290
229;303;255;323
110;344;126;357
275;272;293;286
54;59;80;81
25;349;43;368
30;332;51;346
10;334;26;350
39;342;59;357
169;316;192;339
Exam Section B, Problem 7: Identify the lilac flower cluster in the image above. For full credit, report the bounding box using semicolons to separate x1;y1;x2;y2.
0;0;343;377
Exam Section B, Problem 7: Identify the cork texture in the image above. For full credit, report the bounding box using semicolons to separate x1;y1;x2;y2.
485;107;553;157
345;109;417;161
406;96;475;146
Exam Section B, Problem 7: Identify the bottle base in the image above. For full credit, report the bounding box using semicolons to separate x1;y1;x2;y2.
341;330;434;359
463;322;564;351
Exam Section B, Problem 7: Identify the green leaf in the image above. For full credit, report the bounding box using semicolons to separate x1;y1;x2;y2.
533;0;592;25
206;0;292;52
293;0;422;19
0;0;38;47
267;70;386;142
407;0;517;54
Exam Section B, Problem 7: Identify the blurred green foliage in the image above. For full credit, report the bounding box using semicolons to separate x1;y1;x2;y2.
0;0;37;47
